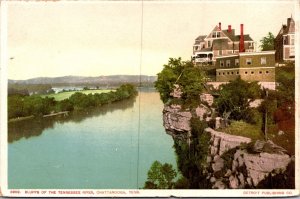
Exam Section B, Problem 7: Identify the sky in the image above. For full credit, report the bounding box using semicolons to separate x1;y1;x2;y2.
5;0;298;80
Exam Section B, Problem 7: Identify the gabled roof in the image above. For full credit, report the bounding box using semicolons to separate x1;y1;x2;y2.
284;17;295;34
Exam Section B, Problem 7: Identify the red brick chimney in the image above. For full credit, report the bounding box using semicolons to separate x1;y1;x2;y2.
219;22;222;30
239;24;245;52
228;25;232;33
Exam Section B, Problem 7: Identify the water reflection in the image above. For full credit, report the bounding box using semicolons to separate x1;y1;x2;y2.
8;96;136;143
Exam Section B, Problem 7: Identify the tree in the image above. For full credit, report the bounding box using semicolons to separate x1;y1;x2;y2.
260;32;275;51
155;57;205;104
144;161;177;189
215;77;261;122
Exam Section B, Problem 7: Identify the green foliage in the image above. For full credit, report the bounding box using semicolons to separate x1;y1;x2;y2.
259;32;275;51
8;84;137;119
144;161;177;189
275;65;295;106
173;118;211;188
215;77;261;121
8;83;53;95
223;120;264;140
155;57;205;104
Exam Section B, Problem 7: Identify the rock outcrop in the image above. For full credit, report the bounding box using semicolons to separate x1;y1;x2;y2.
205;128;291;188
162;92;292;189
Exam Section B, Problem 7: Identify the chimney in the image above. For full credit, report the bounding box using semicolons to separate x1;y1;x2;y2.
239;24;245;52
228;25;232;33
219;22;222;30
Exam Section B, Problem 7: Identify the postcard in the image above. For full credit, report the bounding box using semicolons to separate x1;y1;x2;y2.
0;0;299;197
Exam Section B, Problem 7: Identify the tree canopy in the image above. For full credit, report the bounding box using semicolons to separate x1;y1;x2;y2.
215;77;262;121
259;32;275;51
144;161;177;189
155;57;206;104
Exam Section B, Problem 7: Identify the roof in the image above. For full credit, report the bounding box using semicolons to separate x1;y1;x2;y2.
235;34;253;41
284;17;295;34
195;35;206;41
194;35;206;45
212;39;228;50
276;17;295;37
222;29;236;41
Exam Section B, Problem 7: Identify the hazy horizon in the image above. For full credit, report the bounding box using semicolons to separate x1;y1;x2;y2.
9;74;158;81
6;0;297;79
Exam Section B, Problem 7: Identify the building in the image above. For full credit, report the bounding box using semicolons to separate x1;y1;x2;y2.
274;17;295;62
192;23;255;64
215;51;276;89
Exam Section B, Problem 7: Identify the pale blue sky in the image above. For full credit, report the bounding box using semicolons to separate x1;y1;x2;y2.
7;0;297;80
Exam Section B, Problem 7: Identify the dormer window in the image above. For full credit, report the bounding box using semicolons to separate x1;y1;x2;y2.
212;31;221;38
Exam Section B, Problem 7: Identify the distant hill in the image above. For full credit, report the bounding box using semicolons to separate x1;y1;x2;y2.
8;75;157;85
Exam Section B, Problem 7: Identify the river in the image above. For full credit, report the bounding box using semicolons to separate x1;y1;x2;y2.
8;89;177;189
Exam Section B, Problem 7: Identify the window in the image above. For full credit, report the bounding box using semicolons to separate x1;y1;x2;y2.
227;72;230;75
231;72;234;75
259;71;262;74
220;60;224;67
213;31;221;38
266;71;269;74
208;41;211;47
219;50;222;55
223;72;225;75
246;58;252;65
261;57;266;65
236;71;239;75
290;35;295;45
251;71;254;74
245;71;248;74
194;46;199;51
235;59;239;66
219;72;221;75
226;60;231;67
290;46;295;56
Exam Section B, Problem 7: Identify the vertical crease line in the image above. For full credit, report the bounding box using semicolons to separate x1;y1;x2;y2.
137;0;143;189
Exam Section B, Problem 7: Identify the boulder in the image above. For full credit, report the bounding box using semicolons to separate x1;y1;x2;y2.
163;104;192;135
200;93;214;107
212;157;224;172
213;180;226;189
229;175;239;189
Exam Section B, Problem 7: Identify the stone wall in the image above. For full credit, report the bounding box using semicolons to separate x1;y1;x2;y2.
205;128;291;189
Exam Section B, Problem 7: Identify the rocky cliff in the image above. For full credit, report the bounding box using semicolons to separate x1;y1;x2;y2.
162;93;293;189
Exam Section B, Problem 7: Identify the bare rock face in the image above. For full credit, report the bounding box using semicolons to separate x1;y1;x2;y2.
195;104;211;120
205;128;292;189
200;93;214;106
170;84;183;98
243;152;291;186
163;104;192;139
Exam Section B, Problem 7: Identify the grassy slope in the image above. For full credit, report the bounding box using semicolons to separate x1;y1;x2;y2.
42;89;113;101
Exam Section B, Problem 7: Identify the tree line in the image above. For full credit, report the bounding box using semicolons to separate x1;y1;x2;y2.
8;84;137;119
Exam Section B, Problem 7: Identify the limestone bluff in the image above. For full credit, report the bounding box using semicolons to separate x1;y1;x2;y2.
162;89;294;189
